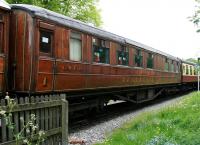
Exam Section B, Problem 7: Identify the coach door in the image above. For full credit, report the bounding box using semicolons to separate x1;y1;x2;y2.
37;21;55;92
0;6;10;92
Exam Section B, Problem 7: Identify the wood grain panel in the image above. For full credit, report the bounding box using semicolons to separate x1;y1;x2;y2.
82;34;88;62
110;42;117;65
54;74;85;90
36;73;53;91
39;59;53;73
87;36;92;63
182;75;197;83
0;57;4;73
56;61;84;74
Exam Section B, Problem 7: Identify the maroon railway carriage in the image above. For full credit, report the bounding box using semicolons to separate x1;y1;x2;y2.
0;2;10;94
7;4;183;107
181;60;197;84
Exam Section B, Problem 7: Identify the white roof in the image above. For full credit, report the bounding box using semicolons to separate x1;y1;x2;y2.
0;0;11;10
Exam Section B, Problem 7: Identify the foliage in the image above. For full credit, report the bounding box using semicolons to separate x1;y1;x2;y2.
190;0;200;32
95;92;200;145
0;95;45;145
6;0;102;27
185;58;198;64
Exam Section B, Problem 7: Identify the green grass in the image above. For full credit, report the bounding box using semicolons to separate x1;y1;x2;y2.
95;92;200;145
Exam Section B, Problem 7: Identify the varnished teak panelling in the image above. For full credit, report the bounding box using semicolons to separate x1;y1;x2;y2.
8;7;184;94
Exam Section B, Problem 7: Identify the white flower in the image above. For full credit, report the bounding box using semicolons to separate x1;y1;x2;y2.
23;139;28;143
26;128;30;133
32;125;38;131
5;95;9;100
38;131;45;136
30;114;36;120
0;110;6;115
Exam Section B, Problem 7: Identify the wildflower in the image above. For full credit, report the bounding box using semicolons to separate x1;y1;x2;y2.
38;130;45;137
32;125;38;131
5;95;9;100
23;139;28;144
0;110;6;115
30;114;36;120
26;128;30;134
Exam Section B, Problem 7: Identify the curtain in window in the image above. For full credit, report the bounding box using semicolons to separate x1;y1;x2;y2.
70;38;82;61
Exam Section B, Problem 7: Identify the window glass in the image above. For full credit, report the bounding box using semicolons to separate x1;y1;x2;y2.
93;38;110;64
70;32;82;61
171;60;174;72
165;58;169;71
147;53;153;68
182;65;185;74
174;61;178;72
40;30;53;54
117;46;129;65
190;66;193;75
194;68;197;75
0;23;3;53
186;65;189;75
135;49;143;67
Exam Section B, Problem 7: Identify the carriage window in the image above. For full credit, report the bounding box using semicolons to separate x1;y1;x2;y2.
135;49;143;67
170;60;174;72
182;65;185;74
117;45;129;65
147;53;153;68
194;68;197;75
165;58;169;71
70;32;82;61
186;65;189;75
190;66;193;75
93;38;110;64
0;23;3;53
176;62;179;73
40;29;53;54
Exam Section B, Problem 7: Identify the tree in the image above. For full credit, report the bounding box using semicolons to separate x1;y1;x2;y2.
6;0;102;27
185;58;198;64
190;0;200;32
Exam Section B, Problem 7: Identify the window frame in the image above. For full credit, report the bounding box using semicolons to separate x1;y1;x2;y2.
147;53;154;69
165;58;169;71
92;37;110;64
39;28;54;57
69;31;83;62
135;49;143;67
190;66;193;75
186;65;189;75
117;45;129;66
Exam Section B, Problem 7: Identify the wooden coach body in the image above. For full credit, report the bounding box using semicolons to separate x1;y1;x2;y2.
182;61;197;83
0;3;10;93
8;4;182;96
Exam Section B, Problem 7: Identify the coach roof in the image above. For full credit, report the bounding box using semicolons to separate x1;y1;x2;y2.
11;4;179;61
0;0;11;10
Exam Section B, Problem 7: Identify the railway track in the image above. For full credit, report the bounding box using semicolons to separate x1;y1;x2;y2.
69;90;193;133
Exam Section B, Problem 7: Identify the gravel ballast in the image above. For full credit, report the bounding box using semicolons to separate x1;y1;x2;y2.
69;96;184;145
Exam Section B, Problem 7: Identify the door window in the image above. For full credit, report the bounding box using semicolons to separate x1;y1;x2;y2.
40;29;53;55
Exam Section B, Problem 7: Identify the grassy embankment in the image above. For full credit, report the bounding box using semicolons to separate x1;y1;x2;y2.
96;92;200;145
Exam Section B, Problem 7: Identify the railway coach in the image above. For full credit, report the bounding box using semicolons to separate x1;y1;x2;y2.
0;3;197;111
